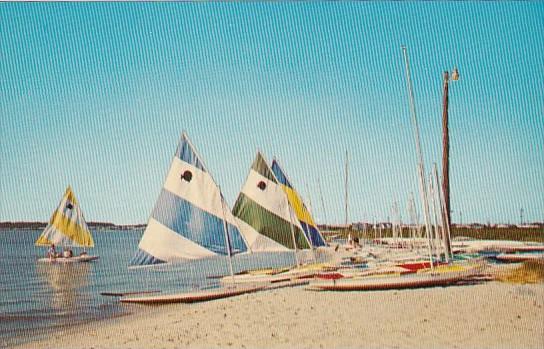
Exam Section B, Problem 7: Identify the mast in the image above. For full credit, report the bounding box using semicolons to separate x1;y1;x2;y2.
219;189;235;283
428;171;443;262
288;206;300;266
305;182;314;216
401;46;435;270
304;183;317;263
344;150;349;230
407;193;417;250
317;178;328;228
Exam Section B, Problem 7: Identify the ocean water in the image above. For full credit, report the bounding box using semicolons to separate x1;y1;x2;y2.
0;228;301;348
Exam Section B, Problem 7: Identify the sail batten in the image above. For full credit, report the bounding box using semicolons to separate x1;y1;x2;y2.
35;186;94;248
130;132;249;266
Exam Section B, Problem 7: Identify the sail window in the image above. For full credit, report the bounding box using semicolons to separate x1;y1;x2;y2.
181;170;193;183
257;181;266;191
66;203;73;210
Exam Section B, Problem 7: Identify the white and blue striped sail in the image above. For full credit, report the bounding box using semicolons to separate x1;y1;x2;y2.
130;132;249;266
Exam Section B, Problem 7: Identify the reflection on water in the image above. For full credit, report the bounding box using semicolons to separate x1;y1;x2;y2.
0;228;327;348
35;263;90;312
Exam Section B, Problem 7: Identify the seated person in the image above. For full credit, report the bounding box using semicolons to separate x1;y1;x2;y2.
47;244;57;258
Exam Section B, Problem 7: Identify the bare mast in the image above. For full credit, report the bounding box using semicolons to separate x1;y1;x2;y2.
401;46;435;270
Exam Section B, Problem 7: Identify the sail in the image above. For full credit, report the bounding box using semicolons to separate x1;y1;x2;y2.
35;186;94;248
130;132;249;266
232;152;311;252
271;159;327;247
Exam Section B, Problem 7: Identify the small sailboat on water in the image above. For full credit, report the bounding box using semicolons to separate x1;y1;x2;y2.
35;186;99;263
122;132;264;304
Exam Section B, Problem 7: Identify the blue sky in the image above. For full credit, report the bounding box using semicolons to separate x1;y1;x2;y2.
1;2;543;224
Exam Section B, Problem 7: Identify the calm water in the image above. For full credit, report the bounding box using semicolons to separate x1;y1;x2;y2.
0;228;300;348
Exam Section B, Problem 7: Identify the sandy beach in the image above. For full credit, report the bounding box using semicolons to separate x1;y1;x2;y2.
17;281;544;349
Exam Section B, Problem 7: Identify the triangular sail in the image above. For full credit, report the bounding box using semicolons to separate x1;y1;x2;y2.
35;186;94;248
271;159;327;248
131;132;249;266
232;152;311;252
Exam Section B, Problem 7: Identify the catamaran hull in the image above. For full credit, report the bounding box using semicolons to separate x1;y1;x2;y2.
37;255;99;263
120;285;265;304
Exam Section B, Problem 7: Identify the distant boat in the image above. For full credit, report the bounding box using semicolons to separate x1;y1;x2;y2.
35;186;99;263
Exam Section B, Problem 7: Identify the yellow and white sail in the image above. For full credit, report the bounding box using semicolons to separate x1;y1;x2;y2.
35;186;94;248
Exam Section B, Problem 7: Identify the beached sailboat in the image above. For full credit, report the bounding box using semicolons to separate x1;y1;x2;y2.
270;158;327;248
122;132;263;304
130;132;249;266
35;186;98;263
307;263;484;292
231;151;312;254
223;152;321;284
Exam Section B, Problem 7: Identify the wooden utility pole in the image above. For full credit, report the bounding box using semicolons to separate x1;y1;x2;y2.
442;67;458;257
442;71;451;229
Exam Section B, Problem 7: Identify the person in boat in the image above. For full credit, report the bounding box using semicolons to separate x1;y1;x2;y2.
47;244;57;259
62;248;73;258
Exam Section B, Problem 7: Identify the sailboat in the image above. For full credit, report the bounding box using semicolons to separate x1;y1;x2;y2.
270;158;327;249
130;132;249;266
35;186;99;263
232;151;311;254
223;152;322;284
122;132;264;304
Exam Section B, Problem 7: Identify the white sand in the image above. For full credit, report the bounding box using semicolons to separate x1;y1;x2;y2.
17;281;544;349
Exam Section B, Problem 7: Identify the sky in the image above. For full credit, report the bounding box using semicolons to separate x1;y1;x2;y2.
1;2;543;225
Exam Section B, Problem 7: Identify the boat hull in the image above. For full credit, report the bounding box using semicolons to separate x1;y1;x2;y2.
220;270;316;285
120;285;265;304
308;269;479;292
495;253;544;263
37;255;99;263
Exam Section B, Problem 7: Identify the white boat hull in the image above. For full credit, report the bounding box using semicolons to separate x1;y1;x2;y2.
121;284;265;304
37;255;99;263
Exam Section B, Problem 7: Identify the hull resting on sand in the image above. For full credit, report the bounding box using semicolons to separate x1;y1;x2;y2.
307;267;483;292
120;285;266;304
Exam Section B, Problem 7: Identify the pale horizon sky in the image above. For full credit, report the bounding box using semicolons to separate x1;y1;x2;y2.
1;2;543;225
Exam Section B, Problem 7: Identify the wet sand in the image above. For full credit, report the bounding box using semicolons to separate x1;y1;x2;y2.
17;281;544;349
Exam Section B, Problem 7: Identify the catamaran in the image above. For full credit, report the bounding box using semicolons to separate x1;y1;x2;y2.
35;186;99;263
122;132;263;304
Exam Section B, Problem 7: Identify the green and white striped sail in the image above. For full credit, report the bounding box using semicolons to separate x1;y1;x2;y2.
35;186;94;248
233;152;311;252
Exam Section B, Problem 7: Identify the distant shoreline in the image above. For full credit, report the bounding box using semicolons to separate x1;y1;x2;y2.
0;221;146;230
